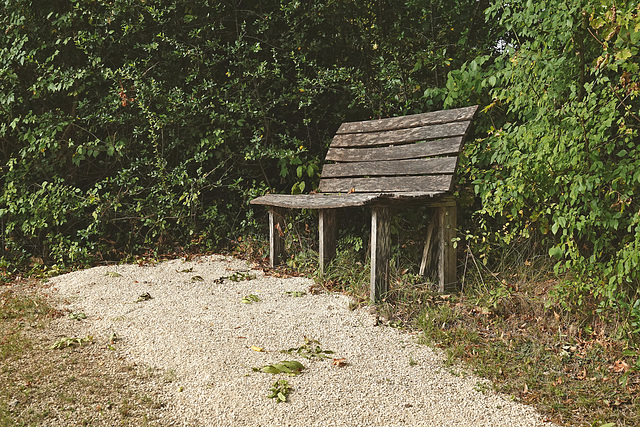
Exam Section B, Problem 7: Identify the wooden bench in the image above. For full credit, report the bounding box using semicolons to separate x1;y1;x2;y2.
250;105;478;302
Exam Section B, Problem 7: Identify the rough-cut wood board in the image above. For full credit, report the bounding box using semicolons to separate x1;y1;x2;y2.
321;157;457;178
332;121;470;148
269;207;286;268
337;105;478;134
370;206;391;301
250;193;380;208
325;136;463;162
318;175;453;193
249;192;453;209
319;209;337;275
437;204;458;293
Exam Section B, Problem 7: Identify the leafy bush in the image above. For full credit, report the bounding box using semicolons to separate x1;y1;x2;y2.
442;0;640;316
0;0;494;269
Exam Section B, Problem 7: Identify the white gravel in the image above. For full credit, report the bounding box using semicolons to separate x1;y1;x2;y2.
48;255;554;426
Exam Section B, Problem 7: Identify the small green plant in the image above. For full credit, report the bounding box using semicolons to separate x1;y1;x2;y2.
104;271;122;278
69;312;87;321
50;336;93;350
252;361;305;376
285;291;306;297
191;275;204;282
228;271;256;282
267;379;291;403
241;294;261;304
281;337;334;360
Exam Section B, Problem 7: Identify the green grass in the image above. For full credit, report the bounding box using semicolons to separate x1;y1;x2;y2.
0;283;168;425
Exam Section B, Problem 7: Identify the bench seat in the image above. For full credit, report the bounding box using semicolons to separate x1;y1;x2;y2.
250;105;478;301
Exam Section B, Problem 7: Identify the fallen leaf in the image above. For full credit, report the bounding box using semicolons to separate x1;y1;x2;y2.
251;345;265;352
577;367;587;380
332;358;347;367
136;292;152;303
275;222;284;237
347;188;355;193
609;360;630;373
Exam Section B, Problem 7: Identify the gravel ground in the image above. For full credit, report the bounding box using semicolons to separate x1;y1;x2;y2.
48;255;554;426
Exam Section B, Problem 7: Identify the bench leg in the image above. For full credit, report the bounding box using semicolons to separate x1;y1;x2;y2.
370;206;391;302
268;206;286;268
319;209;337;276
419;214;435;276
437;204;457;293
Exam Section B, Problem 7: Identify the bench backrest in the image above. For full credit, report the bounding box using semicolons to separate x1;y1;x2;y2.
318;105;478;195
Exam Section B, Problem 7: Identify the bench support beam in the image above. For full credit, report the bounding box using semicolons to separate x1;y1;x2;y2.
319;209;337;275
268;206;286;268
437;204;457;293
370;206;391;302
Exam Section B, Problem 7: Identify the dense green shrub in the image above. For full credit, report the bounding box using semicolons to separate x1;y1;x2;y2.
0;0;493;267
446;0;640;312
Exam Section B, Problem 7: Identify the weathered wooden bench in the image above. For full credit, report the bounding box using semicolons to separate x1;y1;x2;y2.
250;105;478;302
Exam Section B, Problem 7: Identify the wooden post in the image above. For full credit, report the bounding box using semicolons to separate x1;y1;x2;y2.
419;214;435;276
268;206;286;268
370;206;391;302
437;204;457;293
319;209;337;275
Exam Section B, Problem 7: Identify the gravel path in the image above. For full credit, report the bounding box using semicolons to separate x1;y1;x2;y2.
49;255;553;426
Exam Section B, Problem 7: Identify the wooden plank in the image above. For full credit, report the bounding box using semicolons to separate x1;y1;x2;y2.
251;192;453;209
419;218;435;276
370;206;391;302
321;157;457;178
318;175;453;193
319;209;337;275
332;121;471;148
325;136;463;162
437;204;458;293
250;193;380;209
337;105;478;134
268;207;286;268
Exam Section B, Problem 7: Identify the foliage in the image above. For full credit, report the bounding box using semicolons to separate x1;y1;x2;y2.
444;0;640;316
0;0;495;270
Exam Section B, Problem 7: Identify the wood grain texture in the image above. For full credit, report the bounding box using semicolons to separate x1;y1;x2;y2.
320;157;457;178
325;136;463;162
319;209;337;275
437;205;458;293
269;207;286;268
318;175;453;193
331;121;470;148
337;105;478;134
370;206;391;302
250;192;453;209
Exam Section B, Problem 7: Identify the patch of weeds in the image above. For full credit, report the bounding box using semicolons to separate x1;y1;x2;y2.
313;247;370;303
1;284;171;425
281;337;334;360
267;379;291;403
415;272;640;426
241;294;261;304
